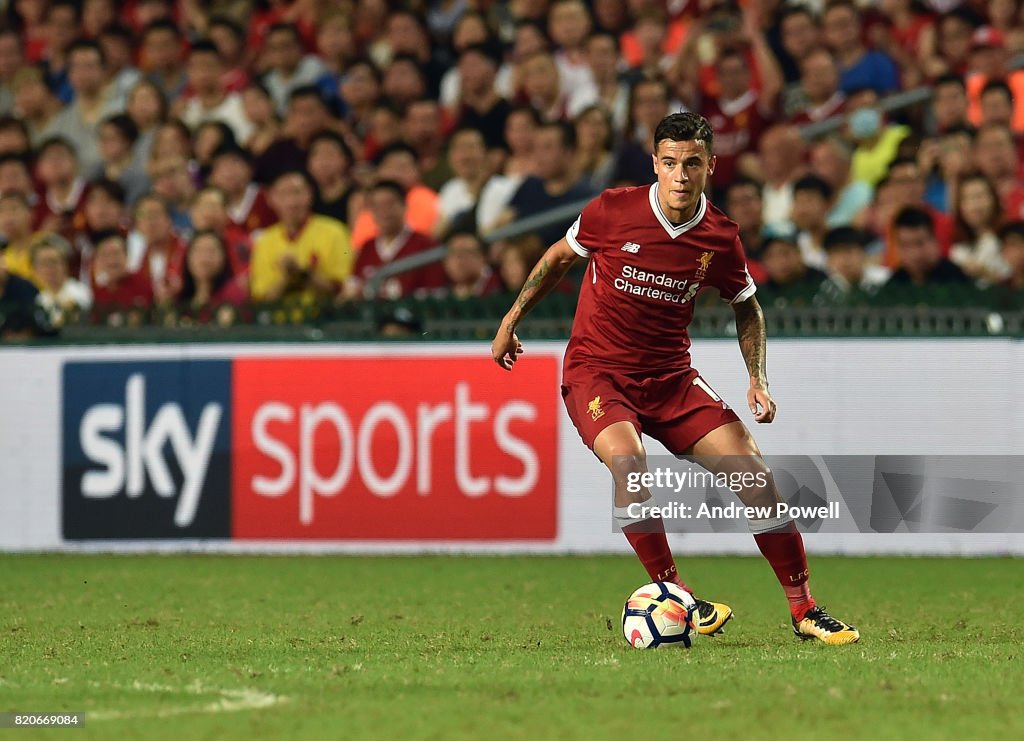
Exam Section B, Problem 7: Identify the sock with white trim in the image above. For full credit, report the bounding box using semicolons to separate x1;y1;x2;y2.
749;515;815;620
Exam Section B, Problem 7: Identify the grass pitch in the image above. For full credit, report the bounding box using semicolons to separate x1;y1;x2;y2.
1;554;1021;740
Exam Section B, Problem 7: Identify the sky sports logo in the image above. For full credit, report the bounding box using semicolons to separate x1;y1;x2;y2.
62;361;232;539
62;357;558;541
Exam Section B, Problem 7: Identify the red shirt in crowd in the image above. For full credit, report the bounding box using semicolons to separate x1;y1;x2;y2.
701;90;772;190
228;185;278;234
354;229;447;299
92;271;154;312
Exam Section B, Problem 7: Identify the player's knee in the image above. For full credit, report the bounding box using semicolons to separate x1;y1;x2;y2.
733;455;778;507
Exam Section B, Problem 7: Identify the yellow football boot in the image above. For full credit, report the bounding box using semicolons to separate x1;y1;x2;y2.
693;598;733;636
793;606;861;645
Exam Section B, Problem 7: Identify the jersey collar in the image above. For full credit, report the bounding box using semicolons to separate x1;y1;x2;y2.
648;183;707;240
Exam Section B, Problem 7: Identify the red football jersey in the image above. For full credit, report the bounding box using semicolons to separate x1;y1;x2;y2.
564;185;756;373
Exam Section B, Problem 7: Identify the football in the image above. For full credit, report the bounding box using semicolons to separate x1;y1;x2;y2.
622;582;700;649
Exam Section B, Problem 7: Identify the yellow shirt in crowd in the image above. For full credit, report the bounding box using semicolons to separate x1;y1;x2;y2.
250;216;354;301
2;235;44;286
851;125;912;187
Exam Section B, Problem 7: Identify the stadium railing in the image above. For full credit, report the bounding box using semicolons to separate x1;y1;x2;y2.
7;295;1023;345
361;196;594;300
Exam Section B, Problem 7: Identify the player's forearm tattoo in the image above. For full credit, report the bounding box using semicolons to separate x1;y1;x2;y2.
735;298;768;388
517;258;551;310
506;250;576;327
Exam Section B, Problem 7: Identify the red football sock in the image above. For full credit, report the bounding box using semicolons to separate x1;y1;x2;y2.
622;519;692;593
752;520;816;620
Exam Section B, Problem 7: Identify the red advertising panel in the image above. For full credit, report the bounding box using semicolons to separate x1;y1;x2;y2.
231;355;559;539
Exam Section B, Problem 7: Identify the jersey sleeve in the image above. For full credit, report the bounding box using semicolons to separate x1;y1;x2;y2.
565;193;607;258
713;235;758;304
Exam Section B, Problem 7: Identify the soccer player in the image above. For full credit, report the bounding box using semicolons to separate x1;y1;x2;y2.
490;112;859;645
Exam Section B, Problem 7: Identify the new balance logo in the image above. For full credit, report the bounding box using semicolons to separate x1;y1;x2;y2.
620;242;641;253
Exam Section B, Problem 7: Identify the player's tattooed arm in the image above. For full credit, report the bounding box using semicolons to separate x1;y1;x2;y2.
733;296;768;389
733;296;777;422
503;238;579;329
492;238;579;370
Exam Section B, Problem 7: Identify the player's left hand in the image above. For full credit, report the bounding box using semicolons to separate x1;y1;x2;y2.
748;385;776;423
491;324;524;371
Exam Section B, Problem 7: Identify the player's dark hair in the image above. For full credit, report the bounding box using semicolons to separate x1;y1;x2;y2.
653;112;714;155
998;219;1024;243
371;179;407;201
824;225;869;251
793;174;833;201
893;206;935;235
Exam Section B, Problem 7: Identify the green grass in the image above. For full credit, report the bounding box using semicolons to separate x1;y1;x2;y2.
1;555;1021;740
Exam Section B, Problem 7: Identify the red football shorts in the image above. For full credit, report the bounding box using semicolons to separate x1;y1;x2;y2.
561;365;740;454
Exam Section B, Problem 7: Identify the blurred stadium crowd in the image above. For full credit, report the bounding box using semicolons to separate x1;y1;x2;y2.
0;0;1023;339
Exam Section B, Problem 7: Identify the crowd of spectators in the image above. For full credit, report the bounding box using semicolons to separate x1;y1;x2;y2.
1;0;1024;339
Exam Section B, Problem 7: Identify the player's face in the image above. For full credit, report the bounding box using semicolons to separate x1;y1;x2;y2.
652;139;715;221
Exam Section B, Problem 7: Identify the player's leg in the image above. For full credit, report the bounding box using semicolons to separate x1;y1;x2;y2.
690;421;860;644
593;421;693;593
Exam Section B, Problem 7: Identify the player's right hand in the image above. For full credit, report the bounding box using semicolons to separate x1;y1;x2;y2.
491;324;524;371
